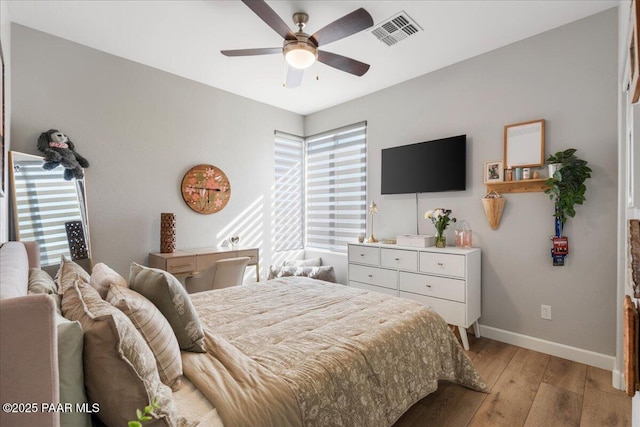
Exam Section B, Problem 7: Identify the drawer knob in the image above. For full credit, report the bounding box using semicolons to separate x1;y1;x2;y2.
394;258;400;261
425;284;432;288
437;262;444;266
368;274;373;278
360;253;365;257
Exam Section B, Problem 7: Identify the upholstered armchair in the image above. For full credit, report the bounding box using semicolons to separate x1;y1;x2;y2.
185;256;250;293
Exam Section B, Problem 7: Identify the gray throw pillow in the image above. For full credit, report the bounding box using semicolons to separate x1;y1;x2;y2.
129;263;206;353
28;268;58;293
28;269;62;315
268;265;337;283
283;257;322;267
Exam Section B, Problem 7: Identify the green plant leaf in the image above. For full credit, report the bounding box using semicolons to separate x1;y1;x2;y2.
546;148;590;225
129;422;142;427
136;409;143;420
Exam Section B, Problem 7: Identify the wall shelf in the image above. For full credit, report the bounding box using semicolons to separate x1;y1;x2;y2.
485;178;549;194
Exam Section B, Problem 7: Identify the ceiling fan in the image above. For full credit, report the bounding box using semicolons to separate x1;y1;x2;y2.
221;0;374;88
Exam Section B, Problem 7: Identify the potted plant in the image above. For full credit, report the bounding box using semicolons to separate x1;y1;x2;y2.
544;148;592;225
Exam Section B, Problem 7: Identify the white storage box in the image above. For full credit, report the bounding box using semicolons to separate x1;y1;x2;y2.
396;234;435;247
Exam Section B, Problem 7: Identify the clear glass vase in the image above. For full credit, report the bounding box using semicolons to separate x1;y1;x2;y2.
435;232;446;248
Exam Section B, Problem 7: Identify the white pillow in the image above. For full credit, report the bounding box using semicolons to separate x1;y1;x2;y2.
268;265;337;283
283;257;322;267
55;313;92;427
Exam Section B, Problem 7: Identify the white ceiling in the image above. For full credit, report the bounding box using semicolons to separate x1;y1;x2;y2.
8;0;619;115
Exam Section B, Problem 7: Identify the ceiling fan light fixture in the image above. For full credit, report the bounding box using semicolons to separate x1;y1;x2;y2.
284;41;317;69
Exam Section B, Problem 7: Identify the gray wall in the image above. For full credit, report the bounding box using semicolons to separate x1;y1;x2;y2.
306;9;618;356
10;24;303;279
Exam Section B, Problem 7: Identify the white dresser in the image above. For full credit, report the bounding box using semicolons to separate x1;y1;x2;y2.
347;243;481;350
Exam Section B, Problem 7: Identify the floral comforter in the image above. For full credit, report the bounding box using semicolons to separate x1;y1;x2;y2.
182;277;487;427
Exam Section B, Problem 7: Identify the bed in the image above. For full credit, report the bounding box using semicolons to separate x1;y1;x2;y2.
0;242;487;427
183;278;487;427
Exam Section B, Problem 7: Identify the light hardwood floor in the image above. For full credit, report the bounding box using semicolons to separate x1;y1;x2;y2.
394;333;632;427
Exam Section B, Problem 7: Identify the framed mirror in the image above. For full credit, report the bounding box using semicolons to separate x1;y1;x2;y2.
504;119;545;169
9;151;91;273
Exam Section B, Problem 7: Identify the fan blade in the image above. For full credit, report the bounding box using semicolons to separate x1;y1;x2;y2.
221;47;281;57
285;67;303;88
317;50;370;76
242;0;297;41
310;8;373;47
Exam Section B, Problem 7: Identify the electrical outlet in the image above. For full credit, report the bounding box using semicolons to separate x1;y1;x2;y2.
541;305;552;320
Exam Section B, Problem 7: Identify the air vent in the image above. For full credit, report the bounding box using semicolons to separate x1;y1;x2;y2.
371;11;423;47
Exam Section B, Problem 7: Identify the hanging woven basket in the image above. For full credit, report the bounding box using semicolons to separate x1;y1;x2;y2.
482;191;505;230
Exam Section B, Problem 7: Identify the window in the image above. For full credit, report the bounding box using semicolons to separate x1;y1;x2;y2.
306;122;367;252
274;122;367;253
274;131;304;251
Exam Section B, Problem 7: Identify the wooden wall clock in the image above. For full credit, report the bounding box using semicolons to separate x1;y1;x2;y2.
181;164;231;214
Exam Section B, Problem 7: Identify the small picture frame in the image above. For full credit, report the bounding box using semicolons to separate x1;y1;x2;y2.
484;160;503;183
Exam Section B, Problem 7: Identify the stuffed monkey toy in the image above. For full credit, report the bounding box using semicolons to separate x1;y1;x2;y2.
37;129;89;180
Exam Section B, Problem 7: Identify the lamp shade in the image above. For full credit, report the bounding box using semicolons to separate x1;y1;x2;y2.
284;42;317;69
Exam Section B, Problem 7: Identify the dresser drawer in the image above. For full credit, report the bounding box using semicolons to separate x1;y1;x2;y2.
399;291;466;326
348;245;380;266
349;281;398;297
399;272;465;303
381;248;418;271
166;256;197;275
419;252;465;278
348;264;397;290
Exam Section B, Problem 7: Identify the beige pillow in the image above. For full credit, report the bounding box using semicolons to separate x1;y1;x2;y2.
129;263;205;353
107;284;182;390
91;262;128;299
28;268;58;293
56;256;90;295
61;280;181;427
28;269;61;315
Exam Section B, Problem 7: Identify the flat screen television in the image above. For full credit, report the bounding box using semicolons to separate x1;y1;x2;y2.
381;135;466;194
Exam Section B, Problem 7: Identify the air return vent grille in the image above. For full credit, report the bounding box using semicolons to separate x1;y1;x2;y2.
371;11;422;46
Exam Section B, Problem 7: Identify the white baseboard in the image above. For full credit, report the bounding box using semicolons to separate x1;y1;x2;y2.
612;369;623;390
478;324;615;371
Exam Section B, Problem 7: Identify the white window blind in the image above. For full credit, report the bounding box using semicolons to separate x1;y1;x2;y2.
306;122;367;252
12;160;84;266
274;131;304;252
